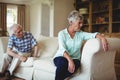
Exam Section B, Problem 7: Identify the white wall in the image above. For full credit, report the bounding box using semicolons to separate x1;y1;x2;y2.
29;0;75;37
29;0;53;38
41;3;50;36
29;0;42;38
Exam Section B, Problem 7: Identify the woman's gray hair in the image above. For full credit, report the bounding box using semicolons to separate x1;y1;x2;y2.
67;10;83;23
9;24;22;35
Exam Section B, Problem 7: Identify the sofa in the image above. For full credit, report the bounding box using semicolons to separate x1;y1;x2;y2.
0;35;120;80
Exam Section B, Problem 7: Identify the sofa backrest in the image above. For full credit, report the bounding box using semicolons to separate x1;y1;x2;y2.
36;35;87;59
0;35;59;59
37;35;58;58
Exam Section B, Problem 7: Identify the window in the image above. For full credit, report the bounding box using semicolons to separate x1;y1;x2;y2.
7;5;17;28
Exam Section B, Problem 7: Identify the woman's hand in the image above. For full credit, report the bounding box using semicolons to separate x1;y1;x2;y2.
101;38;109;52
63;52;75;73
68;59;75;73
96;34;109;52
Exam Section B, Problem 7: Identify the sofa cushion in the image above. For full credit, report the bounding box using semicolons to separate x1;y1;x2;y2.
19;57;34;67
37;37;58;58
33;58;56;73
14;67;33;80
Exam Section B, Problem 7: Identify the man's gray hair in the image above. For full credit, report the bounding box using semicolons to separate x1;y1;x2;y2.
67;10;83;23
10;24;22;35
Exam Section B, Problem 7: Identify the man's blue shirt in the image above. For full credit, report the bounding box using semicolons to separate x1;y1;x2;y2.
8;32;37;53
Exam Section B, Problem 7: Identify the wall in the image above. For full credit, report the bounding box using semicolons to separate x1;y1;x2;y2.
29;0;53;38
29;1;42;38
28;0;75;37
0;0;75;37
54;0;75;36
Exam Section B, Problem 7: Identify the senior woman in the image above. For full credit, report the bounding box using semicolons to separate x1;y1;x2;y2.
53;10;108;80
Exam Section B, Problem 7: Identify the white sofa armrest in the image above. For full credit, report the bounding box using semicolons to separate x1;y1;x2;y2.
0;37;8;54
0;37;8;65
78;38;120;80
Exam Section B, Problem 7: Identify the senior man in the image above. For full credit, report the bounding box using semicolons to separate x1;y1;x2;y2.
0;24;38;79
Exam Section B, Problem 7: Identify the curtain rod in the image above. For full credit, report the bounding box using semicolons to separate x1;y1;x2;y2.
0;2;25;6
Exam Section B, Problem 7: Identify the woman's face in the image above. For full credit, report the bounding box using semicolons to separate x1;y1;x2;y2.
13;26;23;38
72;19;83;32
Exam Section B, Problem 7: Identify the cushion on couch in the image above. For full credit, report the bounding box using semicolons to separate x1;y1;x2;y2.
33;58;56;73
37;37;58;58
19;57;35;67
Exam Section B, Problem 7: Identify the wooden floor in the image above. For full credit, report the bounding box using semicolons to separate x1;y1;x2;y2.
0;74;120;80
115;49;120;80
115;64;120;80
0;76;25;80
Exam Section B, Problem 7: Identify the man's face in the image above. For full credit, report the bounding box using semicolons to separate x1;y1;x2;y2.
13;26;23;38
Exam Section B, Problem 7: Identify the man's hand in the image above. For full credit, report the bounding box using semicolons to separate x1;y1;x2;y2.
19;56;28;62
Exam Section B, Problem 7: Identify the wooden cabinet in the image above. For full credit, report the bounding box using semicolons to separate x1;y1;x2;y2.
112;0;120;33
92;0;109;33
75;0;120;34
75;0;91;32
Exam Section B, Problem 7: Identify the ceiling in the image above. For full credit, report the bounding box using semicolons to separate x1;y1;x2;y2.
0;0;33;4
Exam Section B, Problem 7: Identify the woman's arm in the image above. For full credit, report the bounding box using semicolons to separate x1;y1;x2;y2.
96;34;108;51
63;51;75;73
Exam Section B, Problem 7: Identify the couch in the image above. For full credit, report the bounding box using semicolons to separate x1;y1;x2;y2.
0;35;120;80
